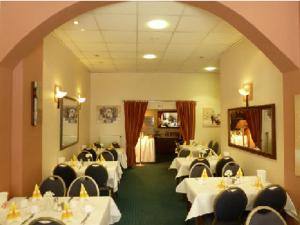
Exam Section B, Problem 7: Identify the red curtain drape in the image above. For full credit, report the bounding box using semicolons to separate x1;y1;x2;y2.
245;108;262;148
124;101;148;167
176;101;196;145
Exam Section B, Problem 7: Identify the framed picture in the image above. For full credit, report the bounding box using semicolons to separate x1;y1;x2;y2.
97;105;120;124
203;108;221;127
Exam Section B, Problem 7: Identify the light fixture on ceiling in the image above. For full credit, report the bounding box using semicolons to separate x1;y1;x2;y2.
204;66;217;72
54;85;67;108
147;19;169;30
238;83;252;107
143;54;157;59
73;20;79;25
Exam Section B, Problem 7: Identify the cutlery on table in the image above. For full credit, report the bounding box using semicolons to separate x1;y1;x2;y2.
21;213;34;225
80;212;91;224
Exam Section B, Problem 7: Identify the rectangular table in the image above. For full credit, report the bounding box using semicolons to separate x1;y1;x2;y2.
179;144;216;157
66;161;123;192
0;197;121;225
169;156;218;178
176;176;298;221
96;148;127;169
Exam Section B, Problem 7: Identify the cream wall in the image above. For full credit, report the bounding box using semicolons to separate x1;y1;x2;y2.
42;35;90;178
220;39;284;184
90;72;221;147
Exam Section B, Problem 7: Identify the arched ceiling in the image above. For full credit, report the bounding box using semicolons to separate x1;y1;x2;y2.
52;1;243;73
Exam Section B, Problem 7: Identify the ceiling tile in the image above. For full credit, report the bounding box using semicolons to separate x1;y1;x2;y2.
93;2;137;15
81;51;111;60
176;15;220;32
107;43;136;52
90;63;116;73
183;6;215;16
138;2;185;15
64;30;104;42
74;42;107;52
102;31;136;43
202;32;242;45
60;14;98;31
95;14;136;31
137;44;166;52
191;43;229;59
115;64;136;72
138;32;172;44
166;43;198;54
170;32;206;44
138;15;180;32
158;64;181;72
110;52;136;59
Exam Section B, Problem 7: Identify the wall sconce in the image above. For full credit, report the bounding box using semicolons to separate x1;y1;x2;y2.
77;94;86;109
54;85;67;108
238;83;252;107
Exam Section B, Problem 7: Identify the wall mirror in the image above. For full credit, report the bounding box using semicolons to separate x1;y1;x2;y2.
228;104;276;159
60;97;79;150
295;95;300;176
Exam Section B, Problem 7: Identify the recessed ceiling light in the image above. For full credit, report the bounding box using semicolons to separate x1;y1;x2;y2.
80;28;85;32
143;54;157;59
73;20;79;25
147;19;169;30
204;66;217;72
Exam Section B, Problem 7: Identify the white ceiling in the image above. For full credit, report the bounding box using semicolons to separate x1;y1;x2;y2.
53;2;243;73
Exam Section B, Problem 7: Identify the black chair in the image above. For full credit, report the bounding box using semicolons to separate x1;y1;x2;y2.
85;148;97;161
77;150;93;161
67;176;99;197
53;164;76;189
222;162;243;177
99;150;114;161
85;163;112;196
190;158;210;169
189;162;213;178
204;187;248;225
208;140;214;149
215;156;234;177
108;148;118;161
245;206;287;225
178;149;191;157
212;142;220;154
29;217;65;225
201;148;211;158
94;142;101;148
112;142;120;148
253;185;287;213
40;175;66;197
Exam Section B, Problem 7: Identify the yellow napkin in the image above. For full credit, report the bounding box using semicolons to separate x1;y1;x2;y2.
100;154;106;162
218;153;223;160
217;179;226;190
201;169;208;179
255;176;263;190
236;168;243;177
6;202;20;221
96;158;102;164
72;154;77;161
80;184;89;198
32;184;42;199
61;202;73;220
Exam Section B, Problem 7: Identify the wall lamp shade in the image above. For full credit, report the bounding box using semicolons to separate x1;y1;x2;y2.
54;85;67;108
238;83;252;107
78;96;86;103
238;88;250;96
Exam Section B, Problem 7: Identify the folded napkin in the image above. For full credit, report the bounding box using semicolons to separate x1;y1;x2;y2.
32;184;42;199
100;154;106;162
217;179;226;190
61;202;73;220
72;154;77;161
80;184;89;199
6;202;20;221
201;169;208;178
236;168;243;177
254;176;263;190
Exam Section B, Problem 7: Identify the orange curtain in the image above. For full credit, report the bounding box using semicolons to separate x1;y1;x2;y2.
124;101;148;167
176;101;196;145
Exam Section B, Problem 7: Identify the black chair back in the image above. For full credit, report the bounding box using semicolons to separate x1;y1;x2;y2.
178;149;190;157
245;206;287;225
112;142;120;148
212;142;219;154
40;175;66;197
214;187;248;223
215;156;234;177
190;158;210;169
67;176;99;197
29;217;65;225
94;143;101;148
53;164;76;189
85;148;97;161
189;163;213;178
201;148;211;158
85;163;108;187
77;151;93;161
222;161;243;177
253;185;287;212
99;150;114;161
208;140;214;149
108;148;118;161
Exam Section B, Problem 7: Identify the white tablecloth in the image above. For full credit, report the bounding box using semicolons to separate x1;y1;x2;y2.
180;145;217;157
176;177;298;221
135;136;155;163
96;148;127;169
0;197;121;225
169;156;218;178
66;161;123;192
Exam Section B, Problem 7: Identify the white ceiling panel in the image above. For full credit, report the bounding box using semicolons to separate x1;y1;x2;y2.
102;31;136;43
110;52;136;59
74;42;107;51
81;51;111;60
138;2;184;16
138;32;172;44
107;43;136;52
93;2;137;15
95;14;137;31
176;15;220;32
137;44;166;52
64;30;103;42
60;14;98;31
170;32;207;44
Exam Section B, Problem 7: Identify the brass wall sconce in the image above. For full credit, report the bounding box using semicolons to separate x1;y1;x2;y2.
54;85;67;108
238;83;253;107
77;94;86;109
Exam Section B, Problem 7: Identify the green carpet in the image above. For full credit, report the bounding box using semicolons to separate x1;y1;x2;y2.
115;156;187;225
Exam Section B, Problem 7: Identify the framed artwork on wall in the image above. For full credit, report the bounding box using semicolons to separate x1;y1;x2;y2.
203;108;221;127
97;105;121;124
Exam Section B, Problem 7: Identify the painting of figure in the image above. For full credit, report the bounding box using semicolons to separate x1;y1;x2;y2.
97;105;120;124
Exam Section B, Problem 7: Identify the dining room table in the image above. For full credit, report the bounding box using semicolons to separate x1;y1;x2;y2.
179;144;216;157
96;148;127;169
176;176;298;221
65;161;123;192
169;155;219;178
0;196;121;225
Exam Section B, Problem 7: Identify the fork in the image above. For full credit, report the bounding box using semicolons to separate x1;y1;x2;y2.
21;213;34;225
80;212;91;224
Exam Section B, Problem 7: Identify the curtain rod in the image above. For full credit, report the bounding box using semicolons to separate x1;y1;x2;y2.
122;100;201;103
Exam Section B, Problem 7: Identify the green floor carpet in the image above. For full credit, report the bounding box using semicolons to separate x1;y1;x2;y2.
115;155;187;225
